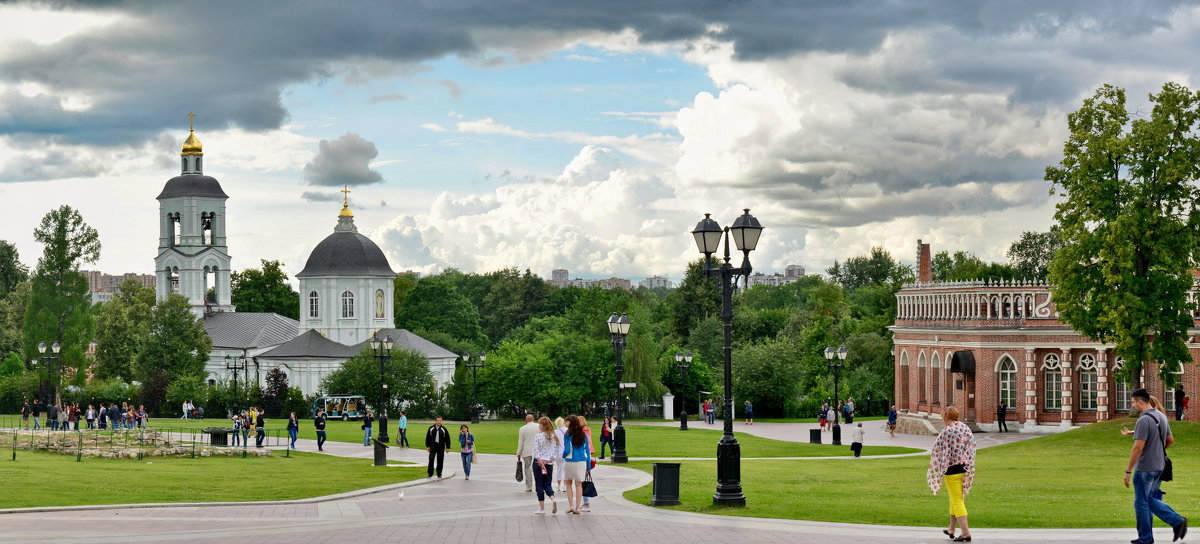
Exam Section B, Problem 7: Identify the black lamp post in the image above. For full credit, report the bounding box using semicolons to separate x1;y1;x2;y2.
370;333;394;467
824;345;847;446
607;312;631;463
224;353;248;416
675;351;692;431
691;208;763;507
462;352;487;424
37;342;62;407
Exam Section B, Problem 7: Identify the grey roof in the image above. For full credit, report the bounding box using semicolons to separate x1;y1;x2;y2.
257;329;361;359
203;312;300;350
356;328;458;359
297;231;396;277
157;175;229;200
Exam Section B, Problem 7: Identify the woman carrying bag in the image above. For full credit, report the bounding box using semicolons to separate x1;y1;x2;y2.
459;424;476;481
927;406;976;542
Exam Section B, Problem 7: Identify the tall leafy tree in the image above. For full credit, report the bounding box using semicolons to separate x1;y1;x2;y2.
396;277;486;344
391;273;418;328
0;240;28;296
1007;227;1064;280
23;205;100;404
827;247;913;290
0;281;30;358
665;259;720;340
230;260;300;319
1047;83;1200;384
320;348;434;414
93;279;155;381
480;268;550;344
136;294;212;384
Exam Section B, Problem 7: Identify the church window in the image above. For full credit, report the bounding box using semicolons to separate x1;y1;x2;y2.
1078;354;1098;411
1043;353;1062;410
1114;358;1131;413
182;157;187;172
998;356;1017;410
309;291;319;318
196;156;201;172
169;213;181;246
341;290;355;318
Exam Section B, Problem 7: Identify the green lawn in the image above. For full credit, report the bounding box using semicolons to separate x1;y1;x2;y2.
624;418;1192;528
0;450;424;509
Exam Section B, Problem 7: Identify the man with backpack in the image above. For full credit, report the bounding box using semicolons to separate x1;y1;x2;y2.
1123;388;1187;544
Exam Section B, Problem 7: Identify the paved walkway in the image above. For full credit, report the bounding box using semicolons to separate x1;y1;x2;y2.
0;436;1164;543
628;419;1038;451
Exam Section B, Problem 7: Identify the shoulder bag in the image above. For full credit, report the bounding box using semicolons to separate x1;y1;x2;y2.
515;459;524;482
1148;413;1174;482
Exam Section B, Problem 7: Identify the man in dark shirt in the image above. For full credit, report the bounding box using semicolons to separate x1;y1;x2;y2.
254;408;266;448
1176;387;1186;421
314;411;327;451
425;416;451;478
31;399;41;430
47;403;59;431
996;402;1008;433
1124;388;1186;544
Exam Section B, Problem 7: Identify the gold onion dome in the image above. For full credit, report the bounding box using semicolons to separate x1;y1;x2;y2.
181;112;203;155
338;185;354;217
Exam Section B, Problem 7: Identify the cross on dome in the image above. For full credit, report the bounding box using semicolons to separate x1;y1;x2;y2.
339;185;354;217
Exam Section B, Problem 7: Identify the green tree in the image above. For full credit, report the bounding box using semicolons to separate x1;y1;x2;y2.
263;367;289;416
391;273;418;328
665;259;720;339
0;240;29;296
93;279;155;381
932;250;1018;282
231;260;300;319
396;277;486;344
0;281;30;357
1007;227;1064;280
320;348;434;415
826;247;912;290
480;268;550;344
136;294;212;384
1047;83;1200;384
24;205;100;404
732;337;804;418
0;352;24;377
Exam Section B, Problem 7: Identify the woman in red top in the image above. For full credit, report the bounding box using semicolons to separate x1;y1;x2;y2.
598;416;614;459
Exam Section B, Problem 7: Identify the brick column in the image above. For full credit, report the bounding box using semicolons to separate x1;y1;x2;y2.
1096;349;1109;421
1061;348;1073;426
1024;347;1038;429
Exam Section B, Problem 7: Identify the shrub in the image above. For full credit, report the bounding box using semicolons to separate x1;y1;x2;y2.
281;387;308;419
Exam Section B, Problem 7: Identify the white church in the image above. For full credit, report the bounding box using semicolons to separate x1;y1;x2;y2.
153;118;458;396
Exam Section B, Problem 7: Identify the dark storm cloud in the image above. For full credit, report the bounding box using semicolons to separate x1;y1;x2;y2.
302;133;383;187
300;190;342;203
2;0;1196;148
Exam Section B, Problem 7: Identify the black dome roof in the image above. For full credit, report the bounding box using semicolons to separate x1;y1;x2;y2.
156;175;228;200
297;231;395;277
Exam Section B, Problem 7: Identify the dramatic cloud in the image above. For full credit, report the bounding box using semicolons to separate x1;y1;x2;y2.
303;133;384;187
300;191;342;203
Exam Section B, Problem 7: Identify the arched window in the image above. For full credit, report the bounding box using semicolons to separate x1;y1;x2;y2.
341;290;355;318
1043;353;1062;410
898;350;910;409
998;356;1017;409
917;352;927;403
1114;358;1131;413
308;291;319;319
931;353;941;405
1078;354;1098;411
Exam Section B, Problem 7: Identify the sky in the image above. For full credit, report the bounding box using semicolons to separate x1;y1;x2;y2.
2;1;1200;285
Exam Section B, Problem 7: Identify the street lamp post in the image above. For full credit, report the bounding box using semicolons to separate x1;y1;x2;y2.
37;342;62;407
461;352;487;424
607;313;631;464
691;208;763;507
674;352;692;431
224;354;248;416
370;334;394;467
824;345;848;446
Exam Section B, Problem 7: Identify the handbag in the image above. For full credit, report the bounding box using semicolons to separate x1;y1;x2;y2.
581;471;598;497
1150;414;1174;481
471;452;478;464
515;460;524;482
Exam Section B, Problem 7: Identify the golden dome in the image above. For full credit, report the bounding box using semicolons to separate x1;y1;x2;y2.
338;185;354;217
181;130;203;155
339;203;354;217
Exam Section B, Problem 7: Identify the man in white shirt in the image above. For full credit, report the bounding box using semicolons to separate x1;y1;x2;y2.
515;414;539;492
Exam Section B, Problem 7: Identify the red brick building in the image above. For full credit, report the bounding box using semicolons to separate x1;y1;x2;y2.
891;240;1197;433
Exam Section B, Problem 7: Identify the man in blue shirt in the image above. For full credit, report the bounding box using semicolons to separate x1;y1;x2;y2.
1124;388;1187;544
397;411;409;447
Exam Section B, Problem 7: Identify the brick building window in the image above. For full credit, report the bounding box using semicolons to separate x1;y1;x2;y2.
1114;358;1131;413
1043;353;1062;411
917;352;927;403
998;356;1017;409
931;353;941;405
1078;354;1097;411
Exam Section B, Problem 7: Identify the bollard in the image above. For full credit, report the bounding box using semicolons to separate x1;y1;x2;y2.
138;435;144;461
11;433;16;461
77;432;82;462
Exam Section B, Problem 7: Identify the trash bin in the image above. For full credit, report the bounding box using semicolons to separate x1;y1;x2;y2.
202;428;231;447
809;428;821;444
651;462;682;506
832;424;842;446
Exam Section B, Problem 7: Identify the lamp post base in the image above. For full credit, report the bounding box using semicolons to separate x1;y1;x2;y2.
713;439;745;506
832;424;842;446
680;411;688;431
612;425;628;463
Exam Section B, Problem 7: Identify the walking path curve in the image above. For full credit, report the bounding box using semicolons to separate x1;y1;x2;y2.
0;435;1155;543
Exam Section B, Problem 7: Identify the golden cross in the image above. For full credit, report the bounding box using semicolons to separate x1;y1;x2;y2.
341;185;351;207
188;112;196;131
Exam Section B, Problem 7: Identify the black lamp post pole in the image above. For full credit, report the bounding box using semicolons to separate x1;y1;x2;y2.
464;352;486;424
609;313;630;464
372;335;393;467
38;343;61;407
825;345;847;446
676;352;691;431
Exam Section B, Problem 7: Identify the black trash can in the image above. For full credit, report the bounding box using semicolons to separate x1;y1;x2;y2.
832;424;842;446
651;462;682;506
809;428;821;444
202;428;231;447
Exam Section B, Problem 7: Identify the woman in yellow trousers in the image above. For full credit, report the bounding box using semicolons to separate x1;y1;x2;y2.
927;406;977;542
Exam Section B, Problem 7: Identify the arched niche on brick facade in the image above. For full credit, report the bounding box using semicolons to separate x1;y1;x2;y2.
931;352;941;406
996;355;1017;410
917;352;927;403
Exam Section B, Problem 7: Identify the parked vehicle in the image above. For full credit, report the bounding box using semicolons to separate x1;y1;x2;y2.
311;395;366;421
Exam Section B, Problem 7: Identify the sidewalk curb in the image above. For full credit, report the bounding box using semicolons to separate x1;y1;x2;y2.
0;469;457;516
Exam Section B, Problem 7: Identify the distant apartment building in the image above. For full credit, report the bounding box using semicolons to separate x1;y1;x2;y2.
596;277;632;290
83;270;157;304
546;269;631;290
746;265;806;287
639;275;673;289
785;264;805;279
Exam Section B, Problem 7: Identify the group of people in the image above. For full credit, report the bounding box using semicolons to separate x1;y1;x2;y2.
20;399;147;431
228;407;267;448
180;400;204;420
516;413;598;515
817;398;856;431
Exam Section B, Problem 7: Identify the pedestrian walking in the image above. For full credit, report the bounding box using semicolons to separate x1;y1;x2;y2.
1122;388;1187;544
314;410;327;451
516;414;539;492
927;406;976;542
240;411;250;445
231;412;242;447
459;424;475;481
254;408;265;448
59;403;69;431
138;405;148;428
744;400;754;425
599;416;614;459
579;416;597;512
362;411;374;446
561;415;592;515
32;399;42;430
850;422;865;457
425;416;451;478
1175;387;1186;421
85;405;95;429
397;410;409;447
180;400;188;420
554;417;568;492
845;397;855;424
96;404;105;430
532;416;559;515
20;399;30;429
287;412;299;450
887;405;898;437
996;402;1008;433
705;398;715;424
818;403;828;431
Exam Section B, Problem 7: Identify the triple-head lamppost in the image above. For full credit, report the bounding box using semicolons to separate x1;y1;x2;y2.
824;345;848;446
223;353;248;416
674;351;692;431
370;333;394;467
461;352;487;424
690;208;763;507
36;342;61;406
607;312;631;464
